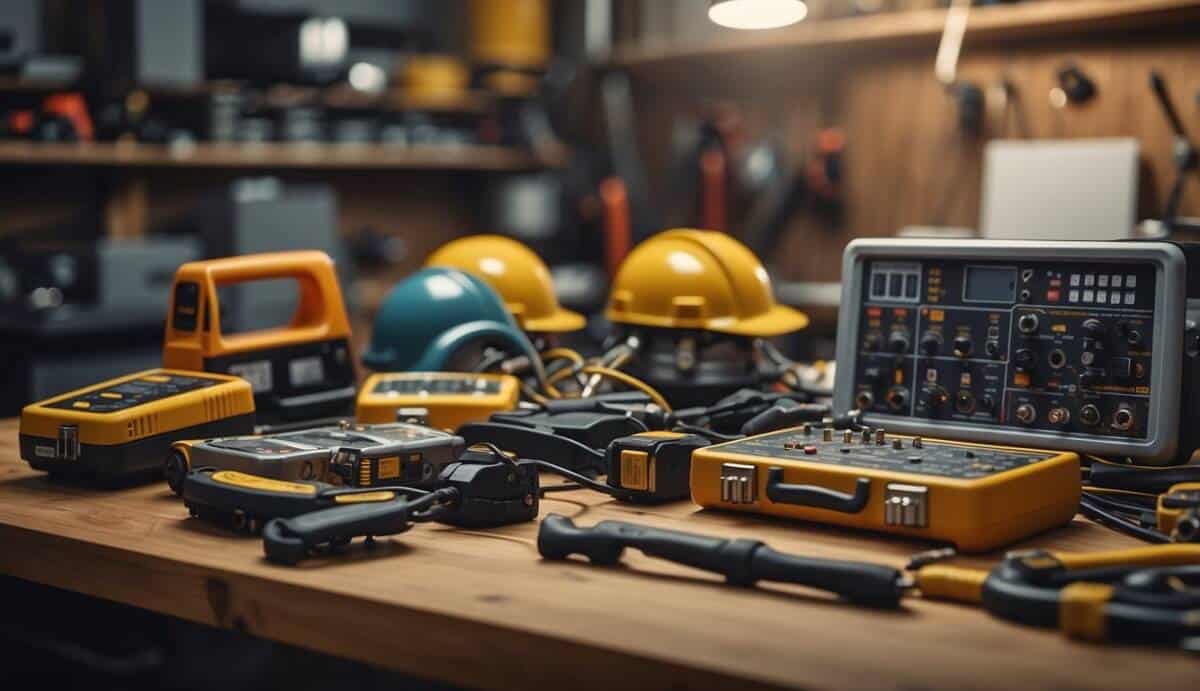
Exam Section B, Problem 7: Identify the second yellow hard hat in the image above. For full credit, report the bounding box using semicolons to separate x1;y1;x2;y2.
606;229;808;337
425;234;586;333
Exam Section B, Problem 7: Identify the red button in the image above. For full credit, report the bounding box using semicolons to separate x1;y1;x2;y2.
804;445;818;455
1046;289;1061;302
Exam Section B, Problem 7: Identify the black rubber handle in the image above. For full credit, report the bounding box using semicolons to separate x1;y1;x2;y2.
765;467;870;513
537;515;905;606
457;422;605;476
750;545;905;607
263;500;412;565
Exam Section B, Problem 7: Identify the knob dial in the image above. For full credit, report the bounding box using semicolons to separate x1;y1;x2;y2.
888;329;911;353
920;332;943;355
984;340;1001;357
1082;318;1106;339
927;386;950;410
1017;313;1040;336
1014;348;1036;372
1015;403;1037;425
1079;403;1102;427
952;336;973;358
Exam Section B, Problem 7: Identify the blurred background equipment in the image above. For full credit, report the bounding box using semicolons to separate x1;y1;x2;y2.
980;139;1140;240
0;236;201;416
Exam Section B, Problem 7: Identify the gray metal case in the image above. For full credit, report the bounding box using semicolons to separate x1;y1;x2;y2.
834;239;1186;463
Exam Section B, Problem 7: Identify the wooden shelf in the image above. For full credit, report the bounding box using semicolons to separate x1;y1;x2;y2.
0;141;565;172
611;0;1200;67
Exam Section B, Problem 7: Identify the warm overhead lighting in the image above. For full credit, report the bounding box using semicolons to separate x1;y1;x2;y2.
708;0;808;30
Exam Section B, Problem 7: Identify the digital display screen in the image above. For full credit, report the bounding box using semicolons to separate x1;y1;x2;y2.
964;266;1017;303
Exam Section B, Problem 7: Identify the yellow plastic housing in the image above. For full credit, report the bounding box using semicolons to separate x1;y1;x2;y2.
355;372;520;432
690;431;1080;553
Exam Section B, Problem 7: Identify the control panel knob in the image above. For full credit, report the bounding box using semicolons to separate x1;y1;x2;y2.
1017;313;1040;336
984;340;1001;358
864;333;883;352
1014;348;1036;372
1078;368;1104;389
927;386;949;410
1015;403;1037;425
1082;318;1106;339
979;395;996;413
952;336;972;358
920;332;943;355
888;329;911;354
1079;404;1102;427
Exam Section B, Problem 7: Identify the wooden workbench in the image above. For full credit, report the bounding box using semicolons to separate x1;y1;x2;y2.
0;418;1194;689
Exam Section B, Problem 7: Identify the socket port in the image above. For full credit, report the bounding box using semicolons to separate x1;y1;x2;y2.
1047;407;1070;426
719;463;757;504
954;390;976;415
1079;403;1102;427
885;387;909;412
1048;349;1067;369
1112;405;1135;432
855;391;875;410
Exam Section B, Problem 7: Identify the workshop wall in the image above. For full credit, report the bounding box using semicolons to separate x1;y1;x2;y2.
617;10;1200;284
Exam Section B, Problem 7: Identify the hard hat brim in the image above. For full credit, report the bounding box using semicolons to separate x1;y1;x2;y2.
710;304;810;337
521;307;587;333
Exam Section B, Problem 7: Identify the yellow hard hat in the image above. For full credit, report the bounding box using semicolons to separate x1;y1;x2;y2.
425;234;586;332
606;229;809;337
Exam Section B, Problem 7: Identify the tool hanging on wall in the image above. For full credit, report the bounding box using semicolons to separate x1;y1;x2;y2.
1149;71;1200;235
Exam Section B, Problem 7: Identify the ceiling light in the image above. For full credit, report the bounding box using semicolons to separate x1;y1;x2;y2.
708;0;808;30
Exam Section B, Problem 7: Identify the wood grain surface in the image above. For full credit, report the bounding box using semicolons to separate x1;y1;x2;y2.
0;418;1194;690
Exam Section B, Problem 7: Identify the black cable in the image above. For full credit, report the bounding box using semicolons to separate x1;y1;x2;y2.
540;482;584;493
1082;491;1157;516
1080;497;1170;544
533;460;637;501
674;423;741;443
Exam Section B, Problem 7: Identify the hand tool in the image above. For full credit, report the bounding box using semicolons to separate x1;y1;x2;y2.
165;421;464;494
537;515;909;607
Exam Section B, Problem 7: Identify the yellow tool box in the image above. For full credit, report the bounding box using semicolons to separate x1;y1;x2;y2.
691;424;1080;552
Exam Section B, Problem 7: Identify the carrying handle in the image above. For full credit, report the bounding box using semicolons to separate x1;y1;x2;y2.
765;467;870;513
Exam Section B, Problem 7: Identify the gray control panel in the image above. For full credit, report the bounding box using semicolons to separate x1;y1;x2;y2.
834;239;1187;462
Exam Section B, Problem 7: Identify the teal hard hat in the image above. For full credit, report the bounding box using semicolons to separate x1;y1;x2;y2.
362;267;539;372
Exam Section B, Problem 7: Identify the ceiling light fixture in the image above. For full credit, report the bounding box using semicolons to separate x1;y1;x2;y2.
708;0;808;30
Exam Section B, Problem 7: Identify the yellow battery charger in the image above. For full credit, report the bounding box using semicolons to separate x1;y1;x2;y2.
19;368;255;482
691;425;1080;552
355;372;520;431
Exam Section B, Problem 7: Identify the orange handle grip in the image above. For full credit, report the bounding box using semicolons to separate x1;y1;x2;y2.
599;177;632;278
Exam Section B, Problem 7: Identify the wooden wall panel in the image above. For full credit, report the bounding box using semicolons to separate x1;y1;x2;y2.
623;26;1200;284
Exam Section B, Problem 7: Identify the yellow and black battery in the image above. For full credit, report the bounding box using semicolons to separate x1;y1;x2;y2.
605;432;711;503
19;369;255;482
356;372;520;431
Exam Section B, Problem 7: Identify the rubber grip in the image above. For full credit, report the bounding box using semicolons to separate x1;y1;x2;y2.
262;500;412;565
750;546;906;607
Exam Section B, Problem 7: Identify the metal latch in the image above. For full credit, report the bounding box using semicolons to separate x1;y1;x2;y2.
884;483;928;528
720;463;757;504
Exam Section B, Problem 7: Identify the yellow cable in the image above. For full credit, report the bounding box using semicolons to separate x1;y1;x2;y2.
541;347;585;368
579;365;672;412
546;367;579;388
